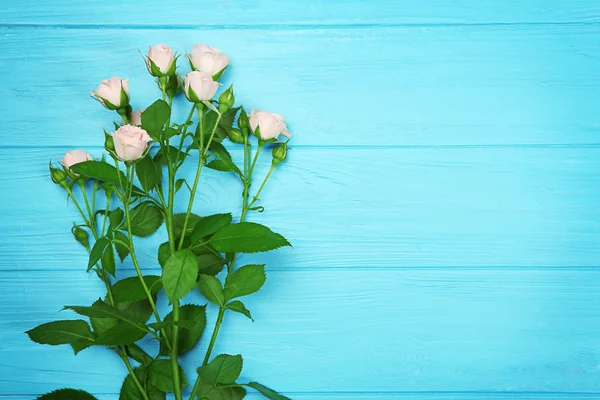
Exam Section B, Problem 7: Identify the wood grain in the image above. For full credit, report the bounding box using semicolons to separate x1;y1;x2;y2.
1;0;599;26
2;147;600;271
2;269;600;395
0;26;599;147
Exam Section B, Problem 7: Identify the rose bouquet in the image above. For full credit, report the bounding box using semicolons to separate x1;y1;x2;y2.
27;44;292;400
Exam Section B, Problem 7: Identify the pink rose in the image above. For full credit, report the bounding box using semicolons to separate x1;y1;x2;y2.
111;125;152;161
91;77;129;110
248;110;291;141
182;71;219;102
186;44;230;78
60;150;93;169
146;44;176;76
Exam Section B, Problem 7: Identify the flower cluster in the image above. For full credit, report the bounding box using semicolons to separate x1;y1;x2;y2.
37;43;294;400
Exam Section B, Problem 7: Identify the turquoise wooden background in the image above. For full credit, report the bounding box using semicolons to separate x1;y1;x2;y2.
2;1;600;399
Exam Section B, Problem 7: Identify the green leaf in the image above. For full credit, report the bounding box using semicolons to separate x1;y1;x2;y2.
190;213;233;245
163;249;199;301
141;100;170;140
26;320;94;348
36;389;99;400
148;320;195;331
148;359;188;393
117;299;154;324
226;301;253;321
64;301;149;336
109;208;125;229
220;106;240;128
95;321;148;346
159;304;206;356
114;231;130;262
154;146;187;165
246;382;291;400
125;344;154;366
175;178;186;193
210;222;291;254
136;154;160;193
196;354;243;385
197;275;224;306
120;366;166;400
163;127;180;140
112;276;162;303
224;264;266;301
70;160;125;187
157;241;171;268
196;378;246;400
197;254;226;276
129;202;164;237
209;142;242;177
172;213;202;240
102;244;116;276
88;237;110;271
206;159;233;172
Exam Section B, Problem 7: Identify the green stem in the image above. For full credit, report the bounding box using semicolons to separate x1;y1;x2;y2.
65;187;91;226
122;164;170;345
177;110;222;250
118;348;150;400
247;164;276;211
175;105;196;166
161;141;183;400
101;194;112;236
71;184;149;400
248;141;265;178
188;307;225;400
189;134;256;400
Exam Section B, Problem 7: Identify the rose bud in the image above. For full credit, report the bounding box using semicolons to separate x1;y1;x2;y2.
61;150;93;169
227;127;244;144
272;142;288;166
111;125;152;161
91;77;130;110
182;71;219;103
146;44;176;77
71;225;89;249
186;44;231;80
218;85;235;113
49;164;67;187
248;110;291;141
237;108;250;136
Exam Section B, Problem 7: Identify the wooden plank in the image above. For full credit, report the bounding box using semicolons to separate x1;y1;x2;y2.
1;0;599;25
1;26;599;147
1;146;600;271
2;269;600;394
2;395;599;400
1;394;598;400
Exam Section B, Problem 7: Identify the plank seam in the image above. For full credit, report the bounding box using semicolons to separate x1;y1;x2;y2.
3;143;600;151
1;21;600;30
2;391;600;397
2;266;600;273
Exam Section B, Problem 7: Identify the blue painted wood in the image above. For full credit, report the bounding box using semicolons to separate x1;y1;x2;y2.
1;0;599;25
1;147;600;271
1;0;600;398
0;27;599;147
2;270;600;395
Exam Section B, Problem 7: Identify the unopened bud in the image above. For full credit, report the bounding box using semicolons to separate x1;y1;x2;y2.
227;127;244;144
237;109;250;136
49;164;68;187
272;143;288;166
71;225;89;249
104;133;115;152
218;85;235;112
